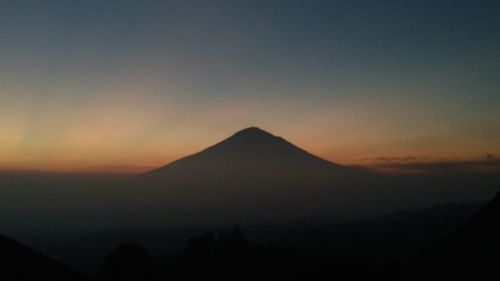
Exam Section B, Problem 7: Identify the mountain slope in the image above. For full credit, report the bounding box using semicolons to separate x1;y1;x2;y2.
0;233;86;281
446;190;500;256
138;127;370;223
423;191;500;280
145;127;353;178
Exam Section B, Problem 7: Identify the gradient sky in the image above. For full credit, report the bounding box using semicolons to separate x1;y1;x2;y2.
1;0;499;173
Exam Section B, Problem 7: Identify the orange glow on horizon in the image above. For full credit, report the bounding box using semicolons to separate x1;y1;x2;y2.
1;87;498;174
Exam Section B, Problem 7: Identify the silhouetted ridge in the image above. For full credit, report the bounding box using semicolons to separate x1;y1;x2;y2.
426;191;500;279
140;127;367;222
144;126;347;177
221;126;290;147
0;233;86;280
447;190;500;249
204;126;293;153
230;126;276;139
204;126;324;159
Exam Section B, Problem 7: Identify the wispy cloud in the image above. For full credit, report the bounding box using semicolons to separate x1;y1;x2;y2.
366;154;500;173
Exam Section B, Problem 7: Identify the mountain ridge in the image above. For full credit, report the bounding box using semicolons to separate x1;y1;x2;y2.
134;127;371;224
144;127;345;178
0;233;86;280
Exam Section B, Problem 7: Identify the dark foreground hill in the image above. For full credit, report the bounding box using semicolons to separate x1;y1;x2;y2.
50;201;484;281
448;191;500;253
0;233;86;281
418;191;500;281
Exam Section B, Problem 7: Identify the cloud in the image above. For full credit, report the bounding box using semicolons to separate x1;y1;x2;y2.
369;155;500;174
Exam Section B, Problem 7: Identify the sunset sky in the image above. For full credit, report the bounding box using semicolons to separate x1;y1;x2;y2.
1;0;499;173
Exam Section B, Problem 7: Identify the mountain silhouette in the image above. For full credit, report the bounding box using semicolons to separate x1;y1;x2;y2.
145;127;349;177
139;127;370;223
0;233;86;281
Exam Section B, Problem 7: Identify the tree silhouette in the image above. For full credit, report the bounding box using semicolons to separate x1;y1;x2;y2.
99;242;155;281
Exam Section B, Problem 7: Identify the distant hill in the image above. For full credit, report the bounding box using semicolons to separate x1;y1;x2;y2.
446;191;500;257
0;233;86;281
425;191;500;280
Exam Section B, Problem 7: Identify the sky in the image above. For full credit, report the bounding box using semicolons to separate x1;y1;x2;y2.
0;0;499;173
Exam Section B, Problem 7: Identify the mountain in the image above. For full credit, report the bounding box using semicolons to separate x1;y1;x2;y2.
139;127;371;223
145;127;353;178
423;192;500;280
446;190;500;256
0;233;86;281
